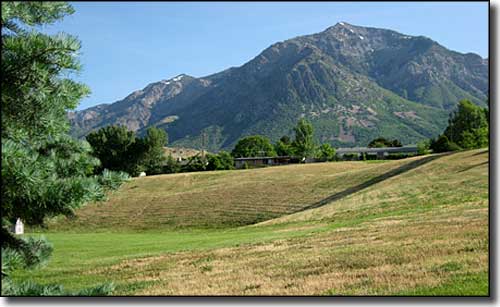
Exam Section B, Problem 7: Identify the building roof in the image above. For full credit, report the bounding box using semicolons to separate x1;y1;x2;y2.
336;146;418;154
234;156;292;161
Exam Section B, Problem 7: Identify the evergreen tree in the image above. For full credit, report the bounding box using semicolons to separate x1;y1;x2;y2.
138;127;168;175
2;2;88;141
1;2;127;295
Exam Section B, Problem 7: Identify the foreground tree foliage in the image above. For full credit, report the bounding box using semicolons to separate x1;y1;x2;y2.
1;2;128;295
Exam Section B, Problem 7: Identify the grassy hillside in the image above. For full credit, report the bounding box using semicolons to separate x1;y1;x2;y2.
48;156;445;231
19;149;488;295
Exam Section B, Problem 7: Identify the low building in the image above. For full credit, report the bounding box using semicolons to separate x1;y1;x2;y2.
234;156;295;169
336;146;419;160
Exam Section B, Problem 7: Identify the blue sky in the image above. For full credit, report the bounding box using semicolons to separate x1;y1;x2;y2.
41;2;489;110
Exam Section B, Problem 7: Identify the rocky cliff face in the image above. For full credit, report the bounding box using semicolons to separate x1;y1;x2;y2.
70;22;488;151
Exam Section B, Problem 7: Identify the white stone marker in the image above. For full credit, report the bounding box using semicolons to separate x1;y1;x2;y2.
15;218;24;235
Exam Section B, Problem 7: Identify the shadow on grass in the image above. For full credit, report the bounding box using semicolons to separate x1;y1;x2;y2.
296;154;449;213
470;149;489;157
458;161;489;173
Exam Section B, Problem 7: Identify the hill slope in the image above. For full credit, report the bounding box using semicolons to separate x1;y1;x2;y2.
69;23;488;151
48;153;442;231
27;150;488;295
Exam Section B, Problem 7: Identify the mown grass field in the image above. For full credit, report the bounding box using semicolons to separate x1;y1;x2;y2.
16;149;489;295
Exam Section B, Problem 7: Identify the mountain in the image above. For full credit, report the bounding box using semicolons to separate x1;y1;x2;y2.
69;22;488;151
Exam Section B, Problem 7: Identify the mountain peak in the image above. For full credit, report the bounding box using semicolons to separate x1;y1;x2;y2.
327;21;356;31
323;21;367;37
70;23;488;150
337;21;352;27
159;74;194;85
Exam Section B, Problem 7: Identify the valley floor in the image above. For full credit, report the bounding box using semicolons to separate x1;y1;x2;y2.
15;149;489;295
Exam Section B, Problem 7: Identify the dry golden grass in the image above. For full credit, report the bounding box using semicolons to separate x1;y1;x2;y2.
49;157;438;231
87;199;486;295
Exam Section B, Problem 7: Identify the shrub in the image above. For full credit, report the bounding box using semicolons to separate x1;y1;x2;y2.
342;153;359;161
430;135;461;153
182;155;208;172
368;137;403;148
417;140;431;155
316;143;336;161
162;155;181;174
207;151;234;170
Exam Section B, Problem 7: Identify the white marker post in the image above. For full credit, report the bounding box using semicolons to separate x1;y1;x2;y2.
14;218;24;235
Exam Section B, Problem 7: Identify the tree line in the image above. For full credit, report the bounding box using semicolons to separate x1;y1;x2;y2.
85;98;489;176
85;118;338;175
231;118;335;161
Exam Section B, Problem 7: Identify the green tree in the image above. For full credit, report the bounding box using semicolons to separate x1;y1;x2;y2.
279;135;291;145
417;139;431;155
139;127;168;175
430;135;461;153
231;135;276;158
162;155;181;174
316;143;336;161
207;151;234;171
275;135;294;156
182;155;208;172
86;125;138;174
1;2;127;295
86;126;168;176
443;99;489;149
291;119;315;158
